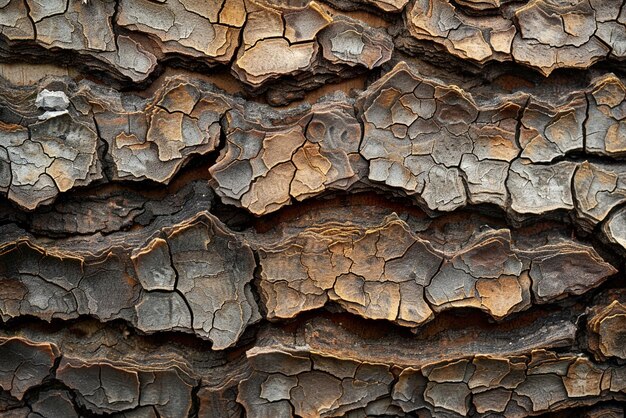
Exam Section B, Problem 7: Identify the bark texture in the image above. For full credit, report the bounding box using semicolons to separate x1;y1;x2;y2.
1;0;626;417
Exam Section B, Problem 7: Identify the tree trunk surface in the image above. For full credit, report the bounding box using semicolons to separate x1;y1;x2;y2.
1;0;626;417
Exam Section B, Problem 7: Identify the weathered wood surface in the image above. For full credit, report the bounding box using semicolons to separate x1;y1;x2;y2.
1;0;626;417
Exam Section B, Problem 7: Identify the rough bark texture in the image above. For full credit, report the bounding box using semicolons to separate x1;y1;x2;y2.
1;0;626;417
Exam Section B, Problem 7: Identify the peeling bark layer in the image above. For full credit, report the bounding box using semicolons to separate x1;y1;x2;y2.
1;0;626;417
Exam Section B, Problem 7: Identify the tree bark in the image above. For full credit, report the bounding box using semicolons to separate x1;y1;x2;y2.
1;0;626;416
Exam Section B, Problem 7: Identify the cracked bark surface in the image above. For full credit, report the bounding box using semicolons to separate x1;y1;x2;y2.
1;0;626;417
